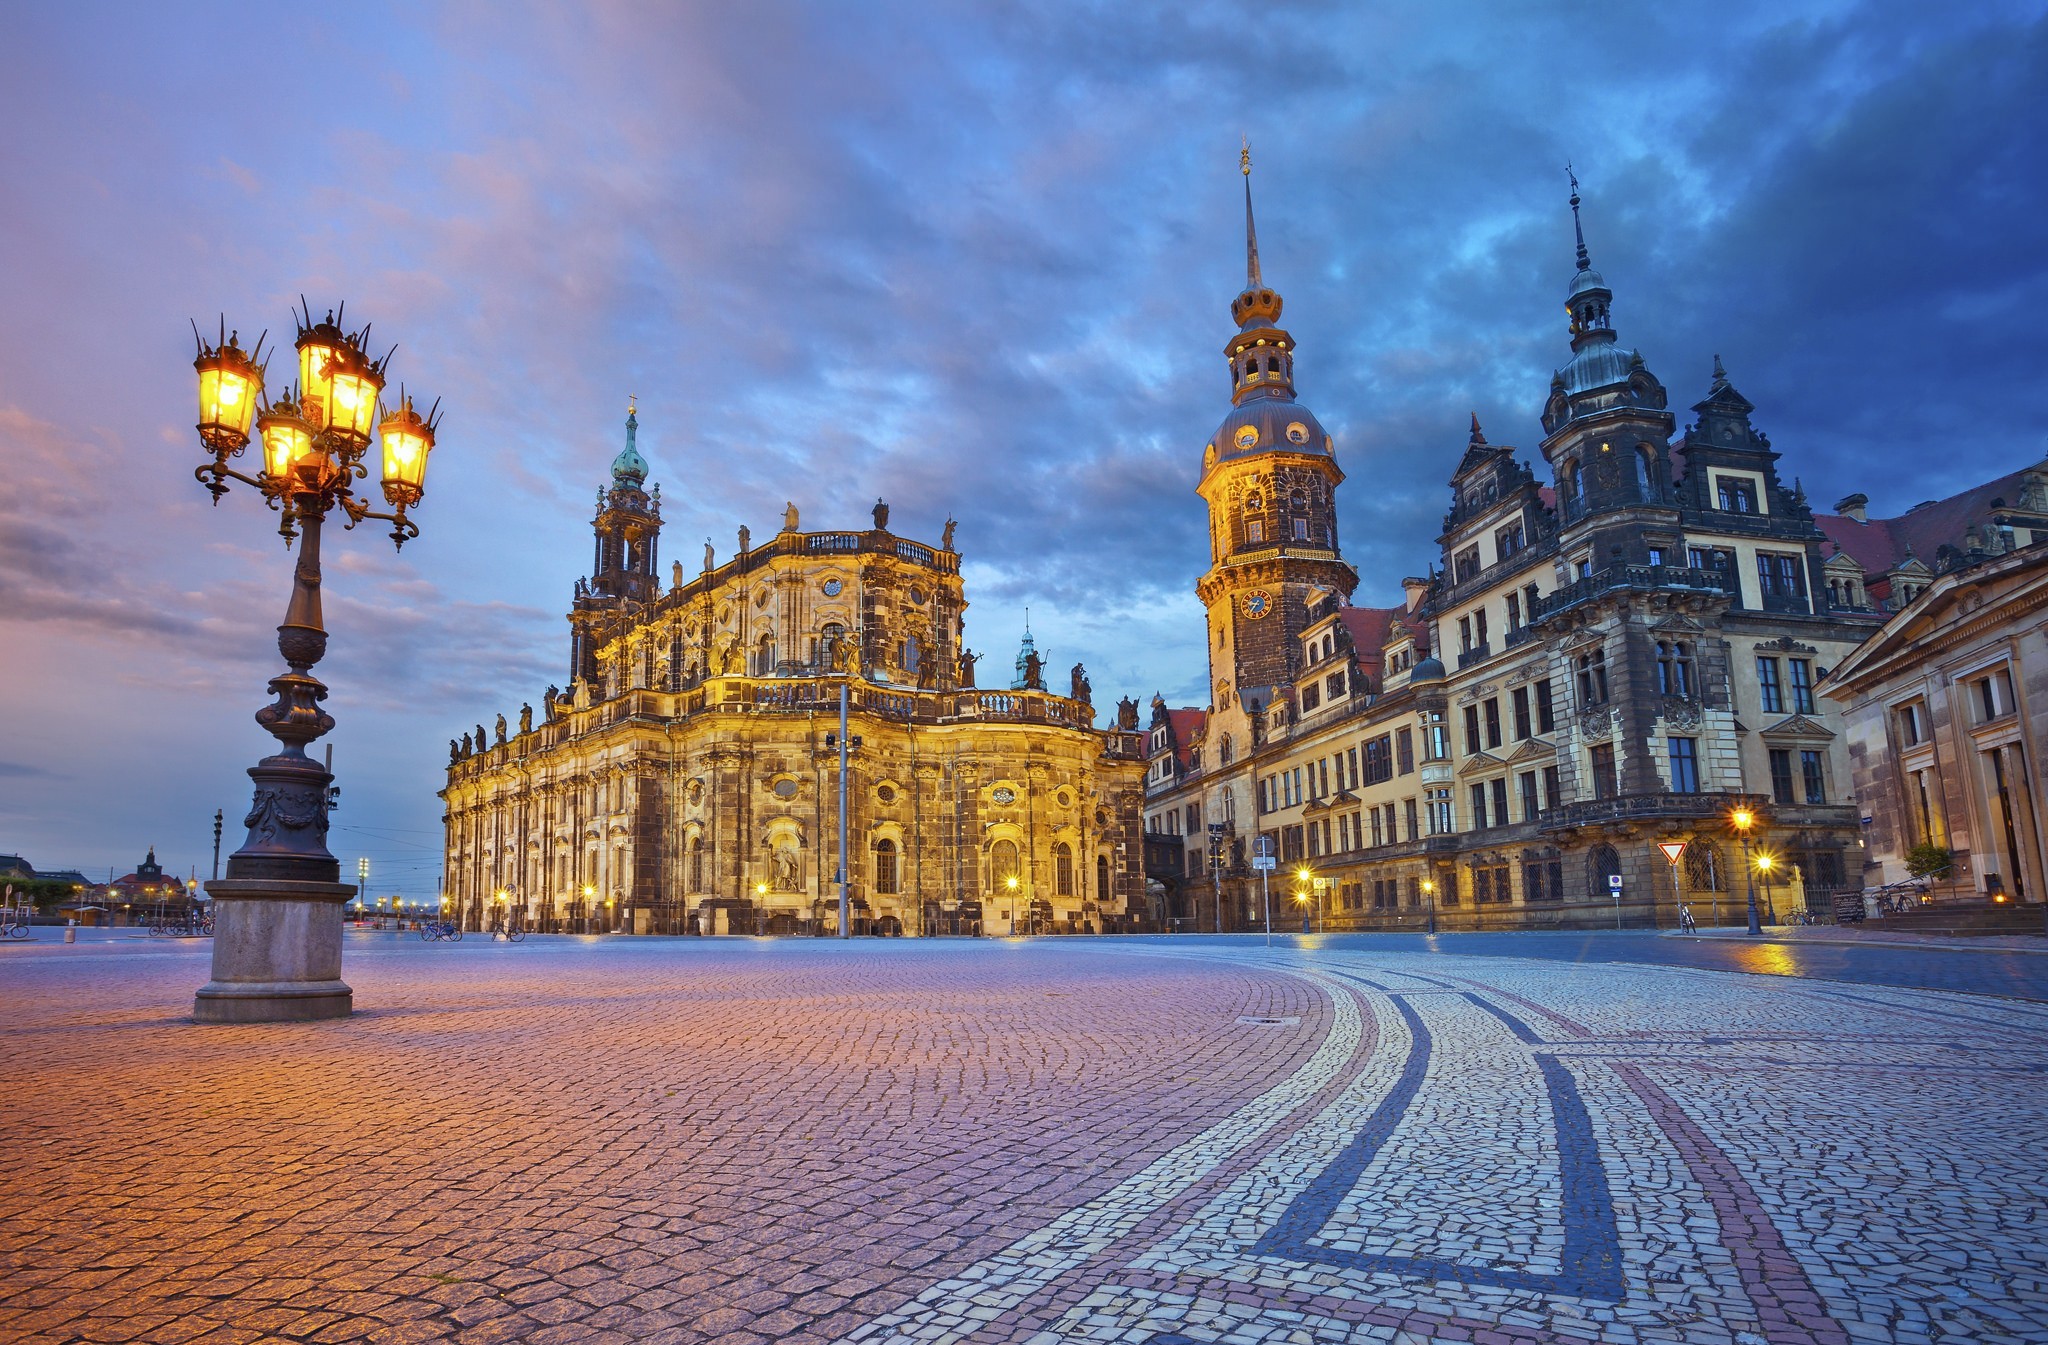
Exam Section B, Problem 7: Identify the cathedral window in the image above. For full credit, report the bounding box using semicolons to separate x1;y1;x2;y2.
1054;842;1074;897
1097;854;1111;899
990;839;1020;889
689;836;704;891
874;838;899;895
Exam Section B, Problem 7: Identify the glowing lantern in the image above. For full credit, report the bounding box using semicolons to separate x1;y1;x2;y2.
195;329;264;452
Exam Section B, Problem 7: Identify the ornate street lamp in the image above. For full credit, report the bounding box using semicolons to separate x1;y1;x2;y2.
1730;808;1763;937
189;303;439;1023
1422;876;1438;936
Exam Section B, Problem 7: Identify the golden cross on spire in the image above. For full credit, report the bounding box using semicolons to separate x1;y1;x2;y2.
627;394;637;415
1241;135;1252;177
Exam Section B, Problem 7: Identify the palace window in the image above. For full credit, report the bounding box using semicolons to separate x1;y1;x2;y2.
1497;521;1525;560
1769;749;1796;804
1426;788;1454;835
1464;705;1481;755
1469;782;1489;829
1758;552;1805;599
1245;519;1265;545
1656;641;1694;698
1589;743;1618;799
1757;657;1784;714
1668;737;1699;793
1717;476;1759;513
1396;727;1415;775
1484;698;1502;749
1512;687;1532;741
1576;647;1609;706
1895;702;1926;747
1524;854;1564;902
1519;771;1539;822
1801;750;1827;805
1536;679;1556;733
1789;659;1815;714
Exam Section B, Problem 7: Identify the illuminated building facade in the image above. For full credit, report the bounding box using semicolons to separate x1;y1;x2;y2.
441;409;1146;935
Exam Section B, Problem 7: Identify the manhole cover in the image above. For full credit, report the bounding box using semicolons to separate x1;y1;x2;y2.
1235;1015;1300;1027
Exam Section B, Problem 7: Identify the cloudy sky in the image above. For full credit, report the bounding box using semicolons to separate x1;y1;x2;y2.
2;1;2042;895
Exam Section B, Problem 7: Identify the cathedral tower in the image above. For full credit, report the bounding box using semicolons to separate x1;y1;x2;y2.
1193;147;1356;713
570;401;662;685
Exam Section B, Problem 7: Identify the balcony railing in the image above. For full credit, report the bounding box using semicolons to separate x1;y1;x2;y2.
1532;564;1735;624
1538;790;1768;832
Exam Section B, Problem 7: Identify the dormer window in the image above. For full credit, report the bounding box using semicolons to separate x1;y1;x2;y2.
1717;476;1759;513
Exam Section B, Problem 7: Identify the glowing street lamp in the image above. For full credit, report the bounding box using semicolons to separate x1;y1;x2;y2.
1730;808;1763;937
1421;876;1438;936
1006;873;1021;935
191;303;442;1024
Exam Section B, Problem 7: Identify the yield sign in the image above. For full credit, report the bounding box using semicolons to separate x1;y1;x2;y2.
1657;841;1687;865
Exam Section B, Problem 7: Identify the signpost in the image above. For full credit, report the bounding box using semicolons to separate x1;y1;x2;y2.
1657;840;1688;932
1252;837;1276;943
1608;871;1624;930
1208;822;1226;935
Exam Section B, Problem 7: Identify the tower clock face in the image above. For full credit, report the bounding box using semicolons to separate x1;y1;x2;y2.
1242;589;1274;619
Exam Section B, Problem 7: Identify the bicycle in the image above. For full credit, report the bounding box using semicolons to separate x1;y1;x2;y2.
489;918;526;943
420;919;463;942
0;909;30;939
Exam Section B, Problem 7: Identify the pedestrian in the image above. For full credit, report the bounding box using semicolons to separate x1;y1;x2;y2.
1678;902;1698;934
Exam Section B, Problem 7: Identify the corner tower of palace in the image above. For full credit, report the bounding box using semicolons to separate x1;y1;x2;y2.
1195;147;1358;719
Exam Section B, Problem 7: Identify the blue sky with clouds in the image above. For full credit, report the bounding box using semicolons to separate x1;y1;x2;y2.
2;1;2043;893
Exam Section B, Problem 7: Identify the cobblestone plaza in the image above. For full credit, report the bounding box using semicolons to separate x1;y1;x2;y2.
3;934;2044;1344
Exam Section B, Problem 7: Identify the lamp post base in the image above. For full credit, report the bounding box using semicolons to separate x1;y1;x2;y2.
194;879;356;1023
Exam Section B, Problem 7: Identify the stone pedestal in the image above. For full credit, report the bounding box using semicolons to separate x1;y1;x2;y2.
193;878;356;1022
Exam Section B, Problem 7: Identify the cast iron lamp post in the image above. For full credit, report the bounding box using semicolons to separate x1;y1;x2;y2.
188;305;439;1023
1730;807;1763;937
1422;876;1437;936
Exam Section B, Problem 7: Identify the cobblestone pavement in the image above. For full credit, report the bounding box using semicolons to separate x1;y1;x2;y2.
2;935;2044;1344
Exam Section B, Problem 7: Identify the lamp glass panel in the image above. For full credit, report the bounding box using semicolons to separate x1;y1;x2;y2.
297;338;345;431
261;417;311;480
198;359;261;442
330;368;383;445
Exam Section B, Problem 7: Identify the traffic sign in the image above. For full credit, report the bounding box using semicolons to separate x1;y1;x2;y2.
1608;874;1624;892
1657;841;1687;865
1252;856;1277;871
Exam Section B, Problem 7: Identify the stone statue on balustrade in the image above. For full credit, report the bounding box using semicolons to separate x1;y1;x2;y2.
518;703;533;735
1069;663;1091;703
1022;650;1044;691
958;648;978;688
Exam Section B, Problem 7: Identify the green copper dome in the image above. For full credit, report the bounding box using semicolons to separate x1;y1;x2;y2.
612;406;648;486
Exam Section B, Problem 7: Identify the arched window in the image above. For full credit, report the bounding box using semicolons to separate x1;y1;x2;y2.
818;622;844;665
1219;734;1234;766
874;838;899;895
689;835;704;891
1589;843;1622;898
991;839;1020;889
1634;445;1654;498
1561;460;1581;501
755;633;774;675
1054;842;1074;896
1096;854;1111;901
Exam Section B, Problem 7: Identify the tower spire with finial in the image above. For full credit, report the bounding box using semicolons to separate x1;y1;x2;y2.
1568;163;1590;272
1242;136;1262;289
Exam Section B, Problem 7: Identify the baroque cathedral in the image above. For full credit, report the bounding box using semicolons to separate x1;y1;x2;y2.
441;409;1146;935
1141;164;2045;931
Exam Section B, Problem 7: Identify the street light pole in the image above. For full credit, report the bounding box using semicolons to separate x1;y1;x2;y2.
837;681;850;939
187;306;439;1023
1731;808;1762;937
1423;875;1438;936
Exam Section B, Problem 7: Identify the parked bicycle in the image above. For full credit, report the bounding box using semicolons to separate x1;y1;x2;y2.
420;918;463;942
488;916;526;943
0;907;30;939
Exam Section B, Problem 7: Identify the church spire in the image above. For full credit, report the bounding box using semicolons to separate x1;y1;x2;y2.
1242;137;1262;290
1563;166;1614;351
1569;164;1590;272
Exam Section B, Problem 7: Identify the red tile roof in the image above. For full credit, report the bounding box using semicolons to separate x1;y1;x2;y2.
1164;708;1207;769
1338;605;1399;686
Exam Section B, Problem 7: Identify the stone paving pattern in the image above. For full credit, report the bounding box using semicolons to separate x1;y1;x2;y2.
2;933;2044;1344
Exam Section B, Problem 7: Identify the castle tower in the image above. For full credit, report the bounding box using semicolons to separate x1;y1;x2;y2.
1536;170;1680;566
1193;146;1356;712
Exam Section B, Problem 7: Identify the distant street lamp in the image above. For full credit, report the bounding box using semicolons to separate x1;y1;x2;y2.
187;306;440;1020
1730;808;1763;937
1422;876;1438;936
1006;874;1021;935
1755;852;1779;925
1293;866;1314;934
